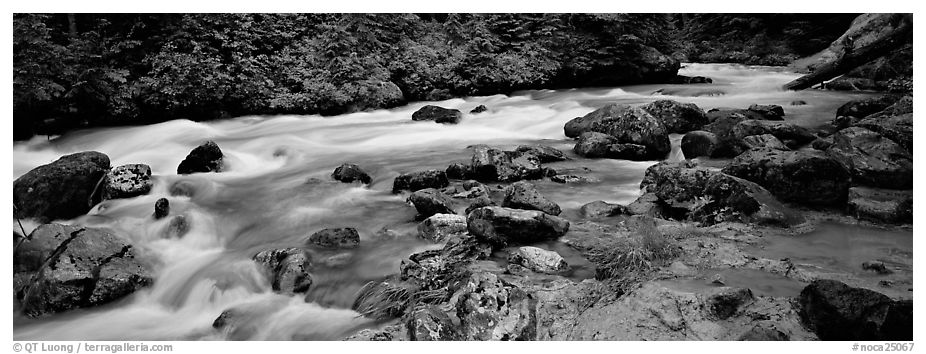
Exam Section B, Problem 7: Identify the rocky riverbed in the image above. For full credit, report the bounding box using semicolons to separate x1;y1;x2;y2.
12;64;913;341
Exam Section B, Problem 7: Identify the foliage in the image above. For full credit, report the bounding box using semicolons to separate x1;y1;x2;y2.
586;217;681;280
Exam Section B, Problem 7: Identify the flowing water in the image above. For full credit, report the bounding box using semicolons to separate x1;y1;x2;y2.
12;64;892;340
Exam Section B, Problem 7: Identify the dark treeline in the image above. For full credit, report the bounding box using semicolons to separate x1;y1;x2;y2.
13;13;857;139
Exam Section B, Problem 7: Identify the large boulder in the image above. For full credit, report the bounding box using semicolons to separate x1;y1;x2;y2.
694;173;802;227
307;228;360;249
680;130;719;158
102;163;153;200
515;145;567;163
640;99;709;134
564;103;671;160
467;206;570;247
14;224;153;317
573;132;649;161
640;160;716;211
798;279;912;340
445;163;473;180
502;181;561;216
252;248;313;294
702;112;751;157
722;148;851;206
407;188;456;218
412;105;462;124
332;163;372;184
855;113;912;152
731;120;816;148
826;127;912;189
392;170;449;193
507;246;568;274
453;272;536;340
747;104;785;120
847;187;912;224
417;214;468;242
470;146;542;182
177;141;224;174
13;151;111;222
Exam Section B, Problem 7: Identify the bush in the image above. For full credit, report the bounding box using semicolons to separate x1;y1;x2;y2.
586;216;681;280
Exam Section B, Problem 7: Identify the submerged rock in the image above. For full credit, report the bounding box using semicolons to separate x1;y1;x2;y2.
102;163;153;200
332;163;372;184
470;105;488;114
412;105;462;124
467;206;570;247
392;170;450;193
253;248;313;294
418;213;468;242
407;188;456;218
508;246;568;274
502;181;562;216
798;279;912;340
14;224;153;317
640;99;709;134
13;151;111;222
177;141;224;174
307;228;360;248
722;148;850;206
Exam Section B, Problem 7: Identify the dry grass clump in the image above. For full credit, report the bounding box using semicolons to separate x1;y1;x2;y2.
586;217;681;280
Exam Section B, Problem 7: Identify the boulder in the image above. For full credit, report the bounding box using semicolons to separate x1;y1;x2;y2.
407;188;456;218
165;215;190;238
680;130;719;158
741;134;789;151
702;113;751;157
400;234;492;290
14;224;153;317
407;305;457;341
835;95;900;119
707;287;755;319
640;99;709;134
412;105;462;124
731;120;816;148
550;174;593;184
573;132;651;160
515;145;567;163
798;279;912;340
641;160;716;211
153;198;170;219
418;213;468;242
470;146;543;182
670;75;713;84
352;280;411;320
748;104;785;120
722;148;851;206
307;228;360;248
392;170;449;193
465;195;496;215
694;173;802;227
573;103;671;159
626;193;671;219
102;164;153;200
507;246;568;274
579;200;628;218
847;187;912;224
443;180;489;199
855;113;912;152
706;107;778;123
13;151;111;222
445;163;473;180
252;248;313;294
502;181;561;216
177;141;224;174
826;127;912;189
470;105;488;114
332;163;372;184
466;206;570;246
453;272;536;340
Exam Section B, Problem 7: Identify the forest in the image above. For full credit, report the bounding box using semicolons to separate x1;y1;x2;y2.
13;13;859;139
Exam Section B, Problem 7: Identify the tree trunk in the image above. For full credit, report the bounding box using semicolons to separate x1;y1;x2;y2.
67;13;77;40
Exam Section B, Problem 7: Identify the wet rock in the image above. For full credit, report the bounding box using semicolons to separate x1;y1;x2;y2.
253;248;313;294
748;104;785;120
671;75;713;84
855;113;912;152
407;188;456;218
417;213;468;242
835;95;900;119
166;215;190;238
443;180;489;199
502;181;561;216
722;148;850;206
470;146;543;182
344;325;407;341
465;195;496;215
737;324;790;341
400;234;492;290
741;134;789;151
307;228;360;249
861;261;892;275
392;170;449;193
407;305;456;340
14;224;153;317
515;145;567;163
707;287;755;319
680;130;719;158
573;132;650;160
445;163;473;180
412;105;462;124
847;187;912;224
470;105;488;114
731;120;816;148
551;174;593;184
790;100;807;106
811;137;834;151
827;127;912;189
352;280;411;320
579;200;628;218
506;263;532;277
177;141;224;174
153;198;170;219
13;151;111;222
706;107;776;123
332;163;372;184
564;103;671;159
625;192;670;219
640;99;709;134
798;279;912;340
695;173;801;227
466;206;570;247
453;272;537;340
102;164;153;200
640;160;715;211
508;246;568;274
